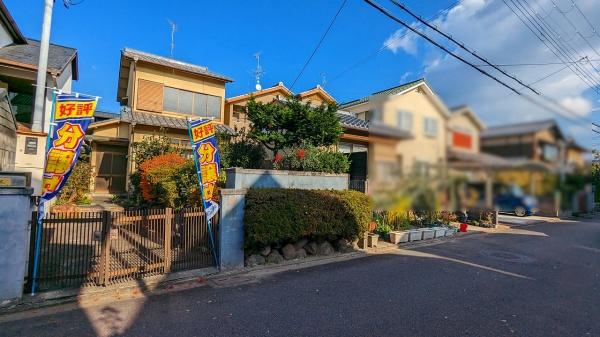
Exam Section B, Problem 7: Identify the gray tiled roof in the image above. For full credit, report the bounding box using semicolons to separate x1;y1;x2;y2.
481;119;559;138
122;48;233;82
339;78;425;109
119;110;234;134
337;111;411;139
0;39;77;78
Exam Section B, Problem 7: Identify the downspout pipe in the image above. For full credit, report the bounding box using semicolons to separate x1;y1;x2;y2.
31;0;54;133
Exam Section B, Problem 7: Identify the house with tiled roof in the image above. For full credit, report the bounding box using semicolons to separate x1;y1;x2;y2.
340;78;450;189
0;0;78;194
86;48;233;194
224;83;410;191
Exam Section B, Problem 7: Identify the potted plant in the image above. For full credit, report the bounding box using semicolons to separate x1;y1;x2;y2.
433;226;446;238
389;230;410;244
409;229;423;241
420;227;435;240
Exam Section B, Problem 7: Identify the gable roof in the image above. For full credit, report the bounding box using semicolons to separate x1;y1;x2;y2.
226;82;293;104
481;119;563;139
118;48;233;103
337;110;411;139
0;39;78;79
339;78;425;109
450;105;485;131
0;0;25;44
296;85;336;104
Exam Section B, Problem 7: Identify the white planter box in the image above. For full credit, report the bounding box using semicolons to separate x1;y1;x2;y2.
389;231;410;244
445;228;456;236
409;230;423;241
433;227;446;238
421;228;435;240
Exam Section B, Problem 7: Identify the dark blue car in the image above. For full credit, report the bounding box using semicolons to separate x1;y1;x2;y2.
495;185;538;217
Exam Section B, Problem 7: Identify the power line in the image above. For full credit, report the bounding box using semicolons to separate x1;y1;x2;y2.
328;0;460;85
475;58;599;67
571;0;600;40
363;0;594;129
290;0;348;90
388;0;540;95
517;0;600;87
504;0;600;94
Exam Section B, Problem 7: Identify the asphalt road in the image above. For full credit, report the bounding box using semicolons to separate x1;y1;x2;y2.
2;218;600;337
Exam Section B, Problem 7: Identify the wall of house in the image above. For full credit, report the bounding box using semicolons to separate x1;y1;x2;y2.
481;135;535;160
382;88;447;173
447;113;480;154
133;62;226;121
0;21;14;48
567;148;585;168
14;134;46;195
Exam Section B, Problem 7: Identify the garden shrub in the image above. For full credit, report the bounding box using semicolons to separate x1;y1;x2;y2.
218;131;265;169
134;153;204;209
273;146;350;174
244;189;372;249
57;160;92;205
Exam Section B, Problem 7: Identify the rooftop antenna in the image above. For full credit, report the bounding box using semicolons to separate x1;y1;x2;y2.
167;19;177;58
320;73;327;88
253;52;264;91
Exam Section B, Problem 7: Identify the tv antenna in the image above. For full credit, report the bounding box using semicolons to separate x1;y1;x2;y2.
253;52;264;91
320;73;327;88
167;19;177;58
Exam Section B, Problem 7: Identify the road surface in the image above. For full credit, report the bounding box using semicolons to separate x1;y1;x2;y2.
1;218;599;337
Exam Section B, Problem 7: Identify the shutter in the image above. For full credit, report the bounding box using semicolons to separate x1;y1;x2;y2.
137;79;164;112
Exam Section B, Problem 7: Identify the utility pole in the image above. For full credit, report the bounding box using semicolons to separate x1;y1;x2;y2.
31;0;55;133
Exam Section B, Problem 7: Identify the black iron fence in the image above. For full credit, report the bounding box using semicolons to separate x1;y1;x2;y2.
26;207;217;292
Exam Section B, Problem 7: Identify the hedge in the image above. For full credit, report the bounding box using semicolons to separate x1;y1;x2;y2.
244;189;372;248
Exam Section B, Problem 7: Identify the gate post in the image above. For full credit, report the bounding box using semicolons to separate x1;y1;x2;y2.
25;211;38;293
164;208;172;273
98;211;112;286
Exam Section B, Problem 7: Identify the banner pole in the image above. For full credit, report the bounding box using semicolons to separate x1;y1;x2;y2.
30;90;57;295
187;118;218;267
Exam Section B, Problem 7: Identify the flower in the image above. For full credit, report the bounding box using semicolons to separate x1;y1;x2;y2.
273;153;283;163
296;149;305;160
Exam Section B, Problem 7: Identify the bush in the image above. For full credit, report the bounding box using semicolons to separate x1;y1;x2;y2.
273;146;350;174
57;160;92;205
244;189;372;249
218;132;265;169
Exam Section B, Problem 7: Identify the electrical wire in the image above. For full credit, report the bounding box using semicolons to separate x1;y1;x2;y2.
290;0;348;90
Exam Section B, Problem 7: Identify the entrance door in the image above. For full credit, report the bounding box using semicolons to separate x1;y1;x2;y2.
95;144;127;194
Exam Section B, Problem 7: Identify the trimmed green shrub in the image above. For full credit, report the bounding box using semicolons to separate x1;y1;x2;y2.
244;189;372;248
57;160;92;205
273;146;350;174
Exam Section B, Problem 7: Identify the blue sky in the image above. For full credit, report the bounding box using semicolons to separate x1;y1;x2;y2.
5;0;599;147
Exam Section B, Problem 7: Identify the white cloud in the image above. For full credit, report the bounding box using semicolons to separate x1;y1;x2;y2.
383;26;418;55
560;96;592;116
382;0;600;146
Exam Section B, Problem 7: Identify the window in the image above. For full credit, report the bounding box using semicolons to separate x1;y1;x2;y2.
396;110;413;131
424;117;438;137
24;137;37;155
163;86;222;118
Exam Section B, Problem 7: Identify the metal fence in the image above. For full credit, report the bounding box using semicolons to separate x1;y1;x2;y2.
349;179;368;193
26;207;217;292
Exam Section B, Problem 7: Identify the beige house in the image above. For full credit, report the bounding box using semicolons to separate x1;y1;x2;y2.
340;79;449;187
0;2;77;194
87;48;233;194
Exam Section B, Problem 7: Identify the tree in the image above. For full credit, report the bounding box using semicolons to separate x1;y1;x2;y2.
245;96;343;154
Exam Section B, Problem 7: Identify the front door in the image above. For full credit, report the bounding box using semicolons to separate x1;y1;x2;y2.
94;144;127;194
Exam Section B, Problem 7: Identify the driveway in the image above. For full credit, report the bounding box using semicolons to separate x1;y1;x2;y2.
1;218;599;337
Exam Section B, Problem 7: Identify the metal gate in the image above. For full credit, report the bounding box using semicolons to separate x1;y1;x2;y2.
26;207;218;292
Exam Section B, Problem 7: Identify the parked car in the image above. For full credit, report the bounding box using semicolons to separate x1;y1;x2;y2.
495;184;538;217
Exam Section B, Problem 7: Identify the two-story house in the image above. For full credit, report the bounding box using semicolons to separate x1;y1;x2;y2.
340;79;449;188
87;48;233;194
480;119;587;172
224;82;410;192
0;1;78;194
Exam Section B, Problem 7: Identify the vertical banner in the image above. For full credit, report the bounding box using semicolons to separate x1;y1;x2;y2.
40;94;97;201
31;93;98;294
187;119;221;220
